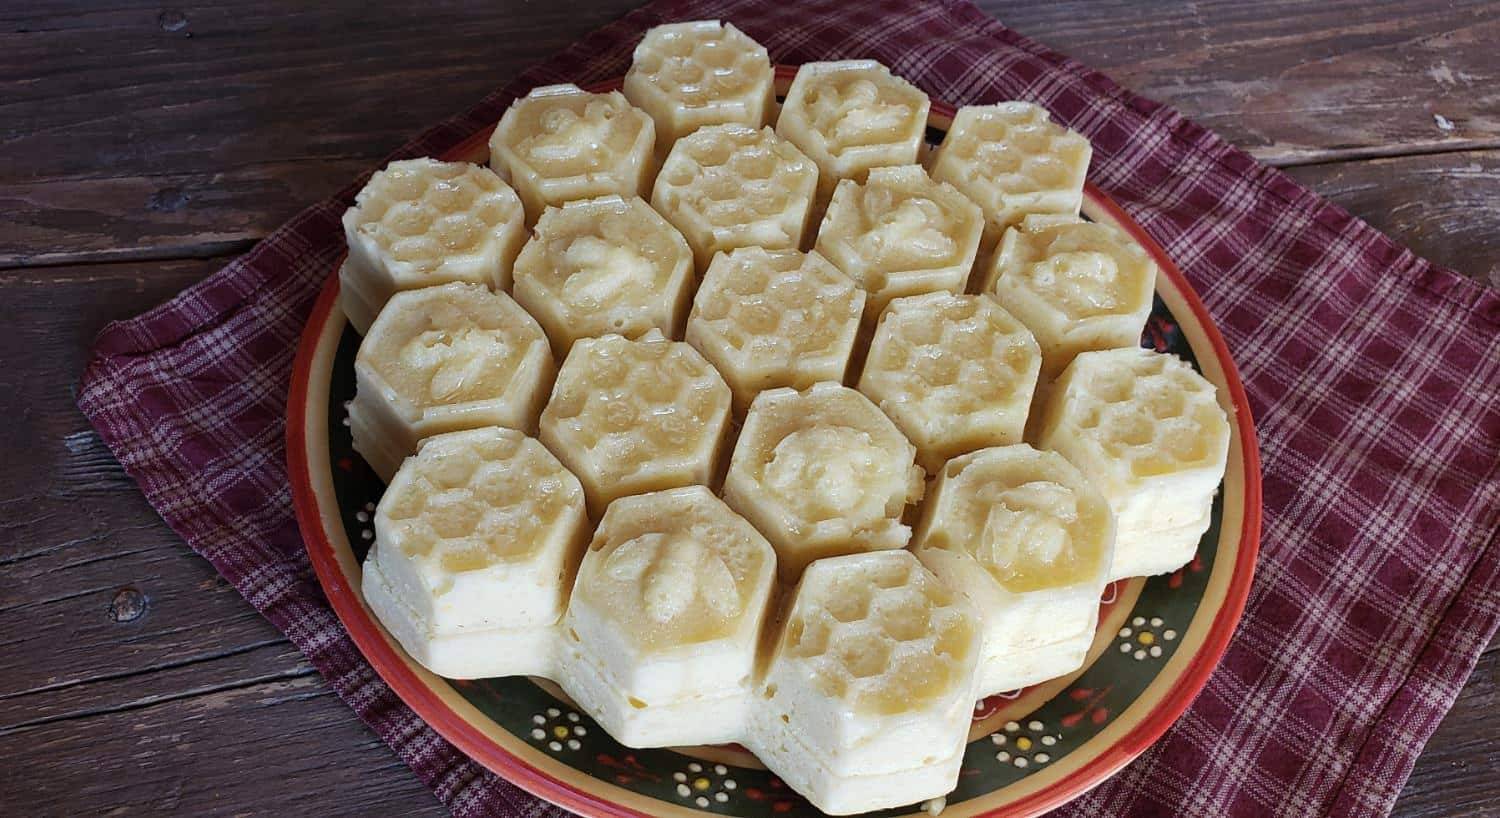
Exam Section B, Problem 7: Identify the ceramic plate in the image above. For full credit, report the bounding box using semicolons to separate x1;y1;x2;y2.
288;67;1262;818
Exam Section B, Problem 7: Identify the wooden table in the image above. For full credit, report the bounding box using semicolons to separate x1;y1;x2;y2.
3;1;1495;814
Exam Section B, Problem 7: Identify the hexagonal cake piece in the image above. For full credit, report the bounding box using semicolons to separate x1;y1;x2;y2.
558;486;776;747
512;195;694;356
859;293;1041;472
776;61;931;200
982;217;1156;379
912;444;1114;695
350;282;554;482
340;158;525;334
747;550;980;815
685;247;864;410
814;165;984;324
929;102;1092;247
488;84;656;222
623;20;774;155
362;427;588;679
539;331;732;516
651;123;819;271
1034;348;1230;580
723;383;923;581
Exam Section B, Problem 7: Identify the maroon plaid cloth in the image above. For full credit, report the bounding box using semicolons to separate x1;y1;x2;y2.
77;1;1500;815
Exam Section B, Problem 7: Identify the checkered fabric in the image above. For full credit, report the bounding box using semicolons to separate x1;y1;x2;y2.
77;1;1500;816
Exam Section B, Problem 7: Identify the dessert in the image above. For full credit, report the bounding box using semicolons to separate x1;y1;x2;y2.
340;158;525;334
858;292;1041;472
511;195;694;356
488;84;656;223
349;282;554;482
983;216;1157;378
362;427;587;679
913;444;1114;694
1034;347;1230;580
815;164;984;325
651;123;819;271
539;331;732;516
623;20;775;155
723;382;924;582
685;247;864;411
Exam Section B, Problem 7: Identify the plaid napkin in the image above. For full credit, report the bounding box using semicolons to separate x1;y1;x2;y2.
77;0;1500;815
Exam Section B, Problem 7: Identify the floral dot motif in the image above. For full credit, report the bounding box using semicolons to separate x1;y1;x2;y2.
529;706;588;752
991;719;1060;768
671;761;738;807
1117;615;1177;661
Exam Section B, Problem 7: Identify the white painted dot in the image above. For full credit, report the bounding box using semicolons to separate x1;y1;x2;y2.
567;712;580;722
1120;643;1132;653
996;751;1010;762
992;734;1006;746
548;741;562;752
531;729;545;740
1027;720;1043;731
1150;646;1163;657
715;792;729;803
695;797;709;807
674;772;687;783
546;708;560;718
1014;757;1028;768
572;726;585;736
688;762;702;773
1041;735;1056;746
532;715;546;725
363;502;375;511
677;784;691;797
1004;721;1020;732
1164;629;1177;641
1150;617;1163;627
361;529;373;540
1134;649;1147;660
1036;753;1050;763
566;739;580;750
1118;627;1132;638
714;764;727;775
355;511;369;522
1133;616;1146;626
723;780;737;790
341;417;351;427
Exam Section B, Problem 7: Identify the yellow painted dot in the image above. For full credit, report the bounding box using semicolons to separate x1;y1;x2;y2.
1137;632;1155;645
694;778;711;791
1015;737;1032;751
552;726;570;739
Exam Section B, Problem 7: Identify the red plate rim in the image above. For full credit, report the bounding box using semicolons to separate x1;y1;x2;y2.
286;67;1262;818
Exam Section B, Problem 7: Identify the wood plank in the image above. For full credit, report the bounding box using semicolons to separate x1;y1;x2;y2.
1393;649;1500;818
3;0;1499;266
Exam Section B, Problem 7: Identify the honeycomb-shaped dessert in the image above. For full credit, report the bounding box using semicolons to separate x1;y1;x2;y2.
340;158;526;334
858;293;1041;472
747;550;980;815
1035;347;1230;580
913;444;1113;695
350;283;554;482
723;383;924;581
539;331;732;516
362;427;587;679
814;165;984;324
651;124;819;271
559;486;776;747
776;61;931;200
488;84;656;223
929;102;1092;247
983;216;1156;378
623;20;774;155
511;195;694;356
685;247;864;410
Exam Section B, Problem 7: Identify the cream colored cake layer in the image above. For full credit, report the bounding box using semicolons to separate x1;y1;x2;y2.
512;195;694;356
558;486;776;747
340;158;525;333
685;247;864;410
623;20;774;155
776;60;931;200
929;102;1091;247
815;164;984;324
539;331;732;516
859;292;1041;472
489;84;656;223
723;382;924;581
363;427;587;679
1034;347;1230;581
651;123;819;271
983;216;1157;379
350;283;554;482
912;444;1114;695
746;550;980;815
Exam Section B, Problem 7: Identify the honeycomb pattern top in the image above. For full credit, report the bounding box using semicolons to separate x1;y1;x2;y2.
1035;347;1231;496
985;217;1157;378
623;20;774;153
773;550;979;718
342;158;526;290
511;195;694;356
858;293;1041;472
913;444;1112;594
374;426;586;630
929;102;1092;237
724;383;924;581
574;485;775;653
356;282;553;430
489;84;656;221
651;123;819;270
686;247;865;409
540;331;732;516
776;61;931;198
814;164;984;322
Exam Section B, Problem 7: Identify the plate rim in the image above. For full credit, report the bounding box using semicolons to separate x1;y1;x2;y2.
287;67;1262;818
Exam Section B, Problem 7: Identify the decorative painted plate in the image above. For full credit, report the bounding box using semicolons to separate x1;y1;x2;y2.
288;67;1261;818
